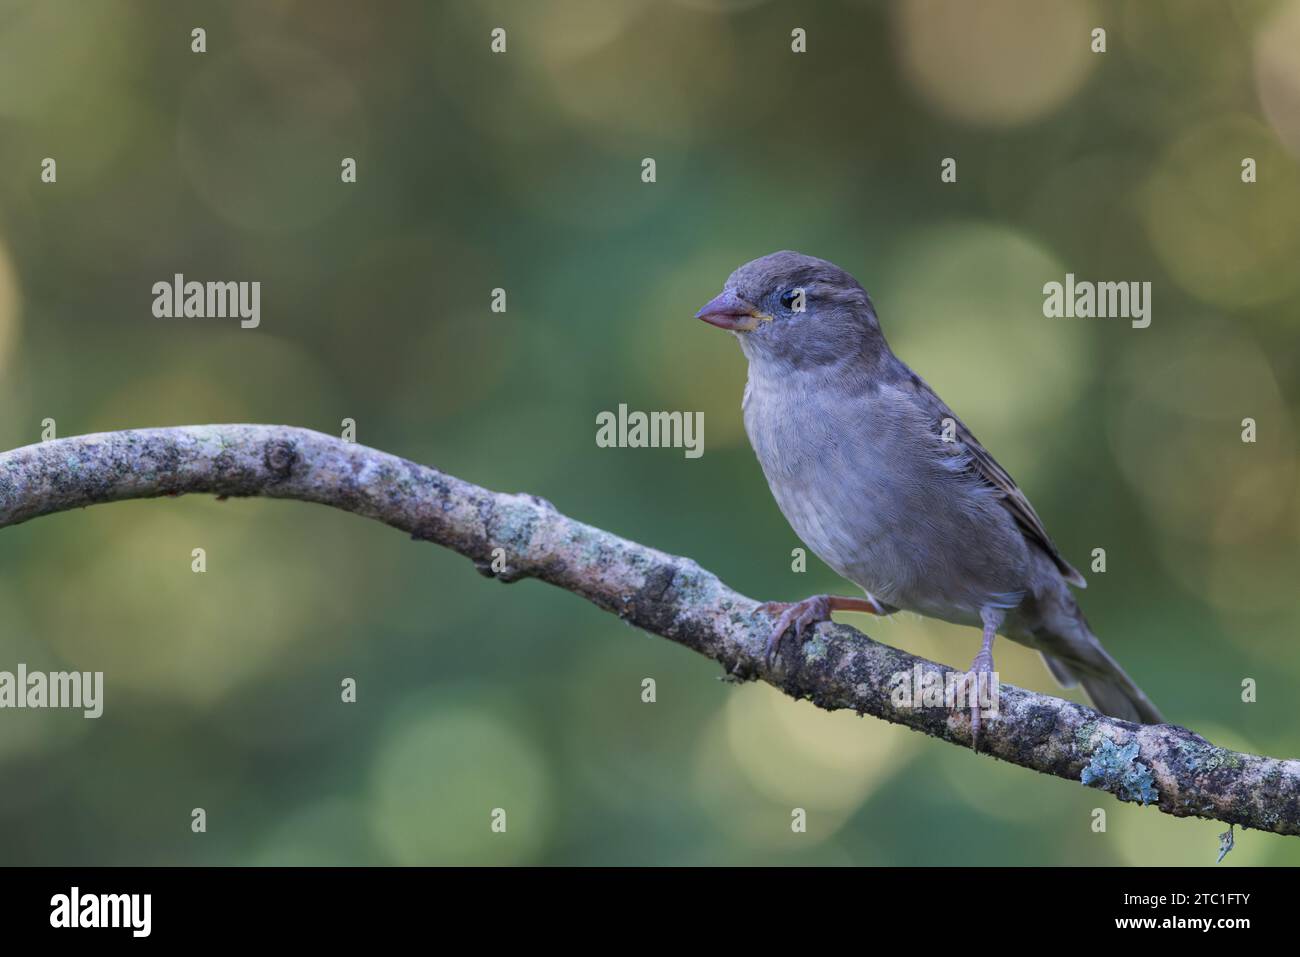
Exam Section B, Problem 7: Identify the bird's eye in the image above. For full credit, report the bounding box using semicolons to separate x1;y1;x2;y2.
779;288;800;310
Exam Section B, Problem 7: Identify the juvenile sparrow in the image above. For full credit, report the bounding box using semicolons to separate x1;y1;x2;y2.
696;251;1163;744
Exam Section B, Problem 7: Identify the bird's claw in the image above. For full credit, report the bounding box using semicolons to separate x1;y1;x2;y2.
956;652;997;752
760;595;832;669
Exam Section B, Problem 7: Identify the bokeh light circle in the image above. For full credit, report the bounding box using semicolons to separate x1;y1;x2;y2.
894;0;1097;127
1141;116;1300;308
178;41;365;232
369;699;552;864
1254;0;1300;157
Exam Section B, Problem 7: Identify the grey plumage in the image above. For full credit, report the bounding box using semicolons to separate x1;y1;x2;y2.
697;250;1162;726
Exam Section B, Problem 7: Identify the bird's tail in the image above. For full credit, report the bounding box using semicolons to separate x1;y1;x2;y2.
1038;626;1164;725
1039;645;1163;724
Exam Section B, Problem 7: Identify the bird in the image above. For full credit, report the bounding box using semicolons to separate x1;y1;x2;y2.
695;250;1163;746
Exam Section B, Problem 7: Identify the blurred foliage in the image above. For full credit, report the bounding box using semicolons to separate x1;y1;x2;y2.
1;0;1299;865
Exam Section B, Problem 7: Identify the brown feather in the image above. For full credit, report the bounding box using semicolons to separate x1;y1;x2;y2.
905;373;1088;589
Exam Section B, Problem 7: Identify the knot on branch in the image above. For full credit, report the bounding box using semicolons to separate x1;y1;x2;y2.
262;440;299;480
473;555;527;583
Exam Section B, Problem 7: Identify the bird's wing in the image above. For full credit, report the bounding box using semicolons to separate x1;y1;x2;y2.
956;418;1086;587
904;371;1087;588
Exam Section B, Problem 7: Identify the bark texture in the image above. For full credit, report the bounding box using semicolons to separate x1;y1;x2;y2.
1;425;1296;836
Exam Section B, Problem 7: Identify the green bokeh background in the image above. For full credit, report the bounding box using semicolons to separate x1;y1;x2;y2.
1;0;1299;865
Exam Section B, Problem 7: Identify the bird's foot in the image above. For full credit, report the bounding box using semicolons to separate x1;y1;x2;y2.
759;595;833;669
956;647;997;752
953;607;1005;752
759;593;886;669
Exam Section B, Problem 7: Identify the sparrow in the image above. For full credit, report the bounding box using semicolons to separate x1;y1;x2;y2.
696;251;1163;745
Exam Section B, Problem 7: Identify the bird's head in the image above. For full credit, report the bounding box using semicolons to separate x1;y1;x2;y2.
695;250;882;369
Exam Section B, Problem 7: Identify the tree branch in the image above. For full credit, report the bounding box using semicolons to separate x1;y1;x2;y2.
1;424;1296;836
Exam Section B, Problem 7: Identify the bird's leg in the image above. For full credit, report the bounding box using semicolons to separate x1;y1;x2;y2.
759;593;887;669
960;606;1004;751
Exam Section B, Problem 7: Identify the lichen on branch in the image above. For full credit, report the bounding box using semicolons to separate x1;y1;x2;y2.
1;424;1297;837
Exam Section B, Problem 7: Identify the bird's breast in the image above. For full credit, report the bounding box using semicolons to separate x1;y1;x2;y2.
743;371;908;589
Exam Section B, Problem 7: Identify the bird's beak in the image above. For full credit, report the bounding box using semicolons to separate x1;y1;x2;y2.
695;290;772;332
